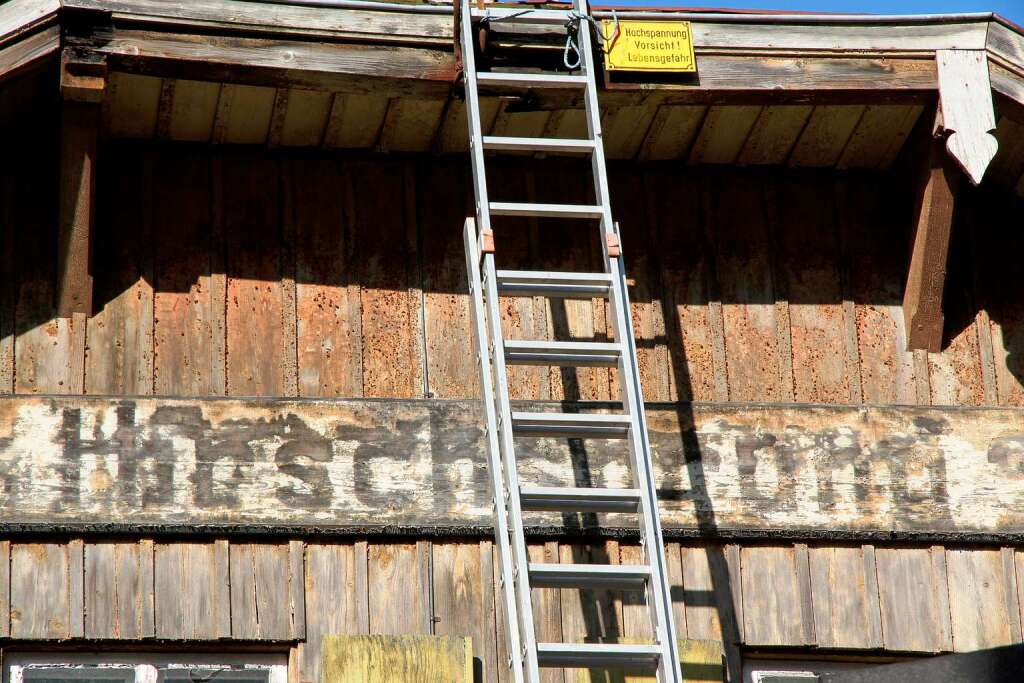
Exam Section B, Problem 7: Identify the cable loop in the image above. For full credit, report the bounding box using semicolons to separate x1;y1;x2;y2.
563;9;618;70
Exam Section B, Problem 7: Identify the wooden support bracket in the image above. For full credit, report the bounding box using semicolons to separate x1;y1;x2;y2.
57;48;104;318
935;49;998;186
903;112;959;353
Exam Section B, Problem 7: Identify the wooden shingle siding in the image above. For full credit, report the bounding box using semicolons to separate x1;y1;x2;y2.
4;146;1024;408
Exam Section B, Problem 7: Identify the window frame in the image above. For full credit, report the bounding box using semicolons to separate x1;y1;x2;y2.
4;653;287;683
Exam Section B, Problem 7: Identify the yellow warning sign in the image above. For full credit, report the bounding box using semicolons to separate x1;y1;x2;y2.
601;20;696;73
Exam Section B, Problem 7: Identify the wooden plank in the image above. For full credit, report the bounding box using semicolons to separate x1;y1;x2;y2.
1003;547;1023;643
279;88;332;147
221;84;275;145
771;173;851;403
638;105;706;161
0;0;60;45
166;78;219;141
290;539;306;640
105;72;161;138
351;160;423;398
809;546;886;649
602;103;658;160
904;135;957;353
378;97;446;153
57;100;98;319
322;94;389;149
222;155;288;396
300;544;368;683
688;106;761;165
649;168;713;400
936;50;999;185
68;538;84;638
321;635;471;683
946;548;1019;651
838;104;924;169
139;539;155;637
431;543;494;683
528;543;564;683
6;396;1024;536
231;542;294;640
559;543;621;682
789;105;865;167
0;540;8;637
419;158;475;399
736;105;813;165
0;23;58;86
844;174;917;404
712;171;783;401
740;546;806;646
152;148;217;395
875;547;948;652
368;543;430;635
85;541;152;639
86;144;154;395
0;172;14;393
288;159;361;397
267;87;289;148
10;543;71;639
154;542;229;639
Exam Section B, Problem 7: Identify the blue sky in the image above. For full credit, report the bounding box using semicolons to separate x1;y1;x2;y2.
605;0;1024;24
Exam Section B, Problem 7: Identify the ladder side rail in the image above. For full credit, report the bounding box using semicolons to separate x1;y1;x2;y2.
607;229;684;683
460;0;492;236
572;0;616;252
480;231;543;682
464;218;525;683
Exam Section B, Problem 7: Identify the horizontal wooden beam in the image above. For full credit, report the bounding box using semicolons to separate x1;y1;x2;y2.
0;23;58;85
1;396;1023;541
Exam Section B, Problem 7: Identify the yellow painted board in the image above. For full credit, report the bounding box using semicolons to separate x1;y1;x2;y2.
602;21;696;73
322;635;472;683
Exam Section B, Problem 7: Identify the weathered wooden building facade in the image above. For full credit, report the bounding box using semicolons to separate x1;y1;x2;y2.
2;0;1024;680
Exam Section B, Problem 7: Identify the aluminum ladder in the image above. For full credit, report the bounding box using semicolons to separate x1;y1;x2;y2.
460;1;684;681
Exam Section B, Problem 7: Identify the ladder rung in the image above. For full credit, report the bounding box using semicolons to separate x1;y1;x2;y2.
511;412;631;439
529;563;650;589
489;202;604;219
481;136;595;154
495;270;612;299
470;7;575;24
536;643;662;669
504;340;621;367
476;72;588;89
519;486;642;513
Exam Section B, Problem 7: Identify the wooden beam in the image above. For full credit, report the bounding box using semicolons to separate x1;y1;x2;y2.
935;49;998;185
56;49;105;318
904;115;959;353
1;396;1024;541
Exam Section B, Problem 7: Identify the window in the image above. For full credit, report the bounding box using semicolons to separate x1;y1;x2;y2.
5;655;287;683
745;658;879;682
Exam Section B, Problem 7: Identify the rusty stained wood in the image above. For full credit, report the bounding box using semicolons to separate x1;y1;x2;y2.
904;132;959;353
5;396;1024;536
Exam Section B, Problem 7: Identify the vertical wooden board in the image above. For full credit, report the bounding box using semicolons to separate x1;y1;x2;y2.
321;634;472;683
168;79;219;142
528;543;564;683
489;104;551;141
619;544;653;642
875;547;948;652
927;319;986;406
740;546;805;646
10;543;70;639
87;145;154;395
679;546;721;642
222;155;288;396
279;89;332;147
0;540;8;637
559;544;622;682
154;542;228;640
300;544;367;683
368;543;430;635
379;98;446;153
350;160;423;398
843;175;917;404
419;158;477;399
13;149;82;395
68;539;85;638
648;170;717;401
771;173;851;404
736;106;814;166
808;546;881;649
1;173;15;393
487;163;547;402
85;542;147;639
602;104;658;160
638;105;706;161
534;164;611;402
230;544;259;640
152;149;217;396
105;73;161;138
712;172;783;401
664;543;686;639
254;543;294;640
220;84;275;145
431;543;492;682
323;94;389;149
290;159;362;397
838;104;924;169
788;105;866;167
946;548;1017;651
687;106;762;165
610;168;669;402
